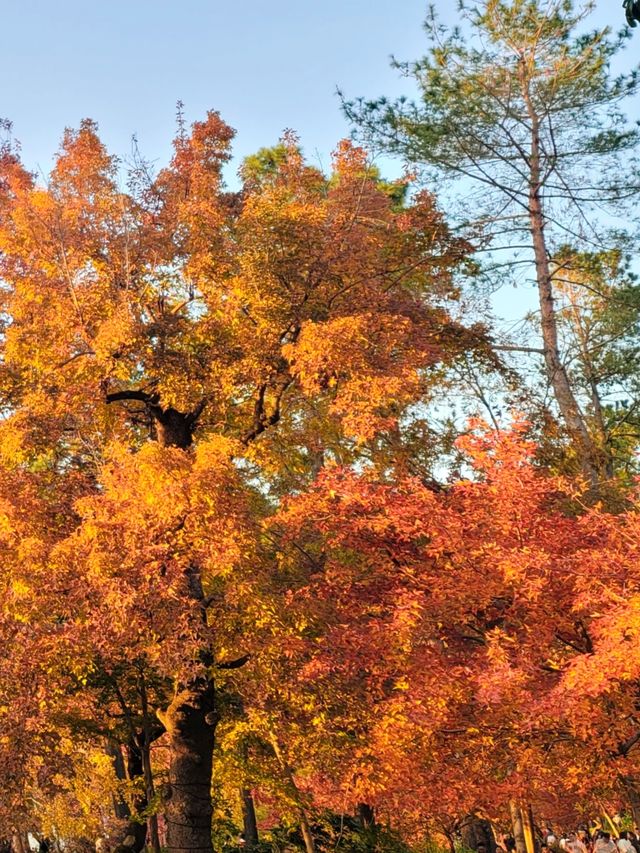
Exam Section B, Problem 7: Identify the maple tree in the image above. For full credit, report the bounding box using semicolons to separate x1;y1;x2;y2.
0;115;479;851
2;7;640;845
258;420;640;834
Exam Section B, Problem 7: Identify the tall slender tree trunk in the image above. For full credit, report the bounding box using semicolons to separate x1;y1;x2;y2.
139;675;162;853
510;802;527;853
522;805;536;853
564;287;613;478
529;194;600;484
269;733;316;853
521;71;601;485
240;789;259;850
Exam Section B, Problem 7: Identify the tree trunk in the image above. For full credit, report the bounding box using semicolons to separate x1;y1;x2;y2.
160;679;217;853
240;789;259;850
530;194;598;482
116;404;214;853
444;831;456;853
510;802;527;853
521;70;601;485
147;434;216;853
139;675;162;853
522;806;536;853
622;776;640;828
459;815;496;853
105;740;130;821
356;804;375;831
269;733;316;853
298;818;317;853
113;737;148;853
564;286;614;479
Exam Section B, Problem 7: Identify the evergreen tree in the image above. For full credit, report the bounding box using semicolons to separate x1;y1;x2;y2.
344;0;640;484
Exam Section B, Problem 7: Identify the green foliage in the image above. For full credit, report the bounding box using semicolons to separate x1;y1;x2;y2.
344;0;640;242
549;246;640;479
241;144;292;185
209;809;421;853
253;813;415;853
344;0;640;482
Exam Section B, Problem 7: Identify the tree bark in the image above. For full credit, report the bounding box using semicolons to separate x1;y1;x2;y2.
510;802;527;853
522;806;536;853
529;192;597;480
520;66;601;485
143;405;216;853
621;776;640;828
113;737;148;853
105;740;130;821
160;679;217;853
356;803;375;831
240;789;259;850
459;814;496;853
12;833;25;853
564;286;613;479
139;675;162;853
105;392;206;450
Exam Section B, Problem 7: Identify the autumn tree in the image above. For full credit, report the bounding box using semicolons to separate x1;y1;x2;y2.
344;0;640;484
263;421;637;833
0;116;479;851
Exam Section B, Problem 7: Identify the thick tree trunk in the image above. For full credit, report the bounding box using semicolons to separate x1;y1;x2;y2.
459;814;496;853
510;802;527;853
160;679;217;853
104;393;205;451
106;401;216;853
148;401;217;853
241;789;259;850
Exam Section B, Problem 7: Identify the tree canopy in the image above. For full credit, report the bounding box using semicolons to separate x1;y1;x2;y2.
1;3;640;853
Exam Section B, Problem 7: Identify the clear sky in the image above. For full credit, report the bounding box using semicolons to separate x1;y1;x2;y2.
1;0;433;177
0;1;625;329
0;0;615;180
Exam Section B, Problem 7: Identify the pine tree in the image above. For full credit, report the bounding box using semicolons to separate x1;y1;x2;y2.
344;0;640;484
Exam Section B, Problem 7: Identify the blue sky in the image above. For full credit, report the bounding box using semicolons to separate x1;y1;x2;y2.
2;0;433;177
1;1;615;180
0;1;625;328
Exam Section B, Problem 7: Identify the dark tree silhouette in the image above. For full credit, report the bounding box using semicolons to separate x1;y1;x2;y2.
625;0;640;26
